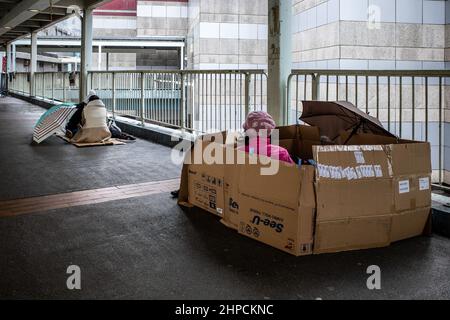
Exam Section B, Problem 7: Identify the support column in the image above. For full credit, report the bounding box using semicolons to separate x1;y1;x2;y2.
180;46;184;70
30;32;37;97
11;43;16;73
80;7;93;101
6;43;11;74
267;0;292;125
98;45;102;71
5;43;11;92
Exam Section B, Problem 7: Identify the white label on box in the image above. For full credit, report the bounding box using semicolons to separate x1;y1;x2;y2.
399;180;410;194
374;165;383;178
419;177;430;191
318;164;331;178
354;151;366;164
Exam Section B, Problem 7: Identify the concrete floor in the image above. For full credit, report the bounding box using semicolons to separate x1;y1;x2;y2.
1;97;449;300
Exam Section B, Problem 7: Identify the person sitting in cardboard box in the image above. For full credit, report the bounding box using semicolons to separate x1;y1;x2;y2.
241;111;295;165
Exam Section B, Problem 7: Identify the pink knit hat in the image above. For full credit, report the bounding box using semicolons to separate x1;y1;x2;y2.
243;111;276;135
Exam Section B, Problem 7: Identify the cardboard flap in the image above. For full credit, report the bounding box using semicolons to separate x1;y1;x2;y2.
298;125;321;160
313;145;391;181
298;166;316;208
316;179;393;221
387;143;431;176
391;208;431;243
277;125;299;140
394;175;432;212
277;125;321;161
314;215;392;254
238;157;303;210
178;163;190;205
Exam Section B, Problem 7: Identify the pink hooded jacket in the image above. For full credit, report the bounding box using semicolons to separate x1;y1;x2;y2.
241;137;295;165
241;111;295;165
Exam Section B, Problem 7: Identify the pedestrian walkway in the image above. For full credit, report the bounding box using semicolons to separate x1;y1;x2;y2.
1;97;449;300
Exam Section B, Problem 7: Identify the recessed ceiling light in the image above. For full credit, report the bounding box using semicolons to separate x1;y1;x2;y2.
29;9;40;13
4;27;11;29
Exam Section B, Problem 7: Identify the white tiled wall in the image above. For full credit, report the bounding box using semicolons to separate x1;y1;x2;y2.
293;0;339;33
340;0;368;21
292;0;448;70
198;22;266;40
423;0;446;24
294;0;446;30
187;0;268;70
369;0;395;23
396;0;423;23
93;17;137;29
137;3;188;18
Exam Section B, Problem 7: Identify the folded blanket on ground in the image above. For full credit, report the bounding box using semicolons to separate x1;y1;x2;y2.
57;134;126;148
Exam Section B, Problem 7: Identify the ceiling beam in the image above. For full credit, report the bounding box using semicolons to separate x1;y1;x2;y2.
0;0;106;45
0;3;15;8
84;0;111;9
28;14;53;22
40;7;70;16
19;22;43;28
10;27;34;33
0;1;54;37
5;31;28;35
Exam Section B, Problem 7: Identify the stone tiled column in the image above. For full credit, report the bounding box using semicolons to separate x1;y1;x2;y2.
80;7;93;101
30;32;37;97
267;0;292;125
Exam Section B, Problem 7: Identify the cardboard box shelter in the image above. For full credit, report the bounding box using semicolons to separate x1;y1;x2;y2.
178;125;432;256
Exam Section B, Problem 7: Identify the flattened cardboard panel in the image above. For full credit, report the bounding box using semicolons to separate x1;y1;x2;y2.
188;164;225;217
394;177;414;212
279;139;297;158
222;164;242;230
278;125;299;140
277;125;320;161
297;167;316;253
178;163;190;205
316;179;393;221
298;166;317;209
394;176;432;212
388;143;431;176
313;145;391;181
297;126;321;160
238;196;303;256
238;166;315;256
238;157;302;209
314;216;392;254
391;208;431;243
416;176;432;208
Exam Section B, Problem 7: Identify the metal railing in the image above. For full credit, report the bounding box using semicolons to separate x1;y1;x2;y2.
8;72;30;97
287;69;450;185
8;71;80;103
7;68;449;184
34;72;80;103
88;70;267;133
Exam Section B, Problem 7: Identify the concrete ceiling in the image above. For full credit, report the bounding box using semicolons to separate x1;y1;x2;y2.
0;0;109;46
